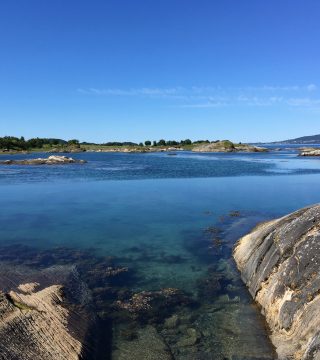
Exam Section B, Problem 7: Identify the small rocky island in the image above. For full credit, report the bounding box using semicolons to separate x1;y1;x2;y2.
192;140;268;153
0;155;87;165
299;148;320;156
234;204;320;360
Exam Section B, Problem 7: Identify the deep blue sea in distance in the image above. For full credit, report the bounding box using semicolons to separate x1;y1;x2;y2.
1;145;320;359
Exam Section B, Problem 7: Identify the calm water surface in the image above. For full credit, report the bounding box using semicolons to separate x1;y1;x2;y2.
1;147;320;359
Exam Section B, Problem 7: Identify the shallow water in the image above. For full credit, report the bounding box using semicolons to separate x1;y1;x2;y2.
1;147;320;358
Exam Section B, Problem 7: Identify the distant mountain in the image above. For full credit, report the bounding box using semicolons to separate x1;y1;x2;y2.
273;134;320;144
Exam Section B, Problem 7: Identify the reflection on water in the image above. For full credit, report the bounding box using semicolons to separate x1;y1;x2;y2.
1;149;320;358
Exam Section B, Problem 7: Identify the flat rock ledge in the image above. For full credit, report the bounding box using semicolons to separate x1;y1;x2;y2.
0;155;87;165
233;204;320;360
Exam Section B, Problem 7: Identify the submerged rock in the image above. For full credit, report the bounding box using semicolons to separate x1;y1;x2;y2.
113;325;173;360
164;314;180;329
233;204;320;360
176;328;200;347
0;155;87;165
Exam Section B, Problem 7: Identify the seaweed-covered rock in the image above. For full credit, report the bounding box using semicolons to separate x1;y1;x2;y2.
115;288;191;323
234;204;320;360
164;314;180;329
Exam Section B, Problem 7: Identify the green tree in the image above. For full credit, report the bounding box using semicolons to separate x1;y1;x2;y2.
145;140;151;146
167;140;179;146
181;139;192;145
68;139;80;145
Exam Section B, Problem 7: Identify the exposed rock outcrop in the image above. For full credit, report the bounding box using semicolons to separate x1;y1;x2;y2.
192;140;268;153
0;285;82;360
299;148;320;156
0;155;87;165
233;204;320;360
0;264;97;359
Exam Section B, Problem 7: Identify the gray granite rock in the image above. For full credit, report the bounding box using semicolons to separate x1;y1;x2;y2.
234;204;320;359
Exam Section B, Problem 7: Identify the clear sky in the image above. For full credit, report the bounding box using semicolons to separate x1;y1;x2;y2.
1;0;320;143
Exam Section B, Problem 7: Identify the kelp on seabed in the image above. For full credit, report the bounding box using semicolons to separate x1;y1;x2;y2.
0;212;276;360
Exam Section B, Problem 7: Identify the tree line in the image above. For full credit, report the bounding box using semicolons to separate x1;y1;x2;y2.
0;136;78;150
0;136;211;150
144;139;209;147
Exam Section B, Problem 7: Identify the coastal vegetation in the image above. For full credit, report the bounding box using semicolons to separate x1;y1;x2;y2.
0;136;200;151
0;136;79;152
0;136;266;154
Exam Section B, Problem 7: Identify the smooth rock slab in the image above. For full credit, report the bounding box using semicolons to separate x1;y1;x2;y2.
234;204;320;360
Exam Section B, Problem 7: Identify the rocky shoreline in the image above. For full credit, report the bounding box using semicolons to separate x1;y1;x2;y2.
234;204;320;360
0;155;87;165
0;140;270;155
192;140;268;153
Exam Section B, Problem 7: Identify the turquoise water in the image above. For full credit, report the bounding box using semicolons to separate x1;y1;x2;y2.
1;148;320;359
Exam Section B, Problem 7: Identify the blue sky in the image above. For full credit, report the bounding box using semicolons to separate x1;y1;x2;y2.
0;0;320;143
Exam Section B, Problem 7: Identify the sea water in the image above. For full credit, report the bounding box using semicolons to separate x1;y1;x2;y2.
1;148;320;359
